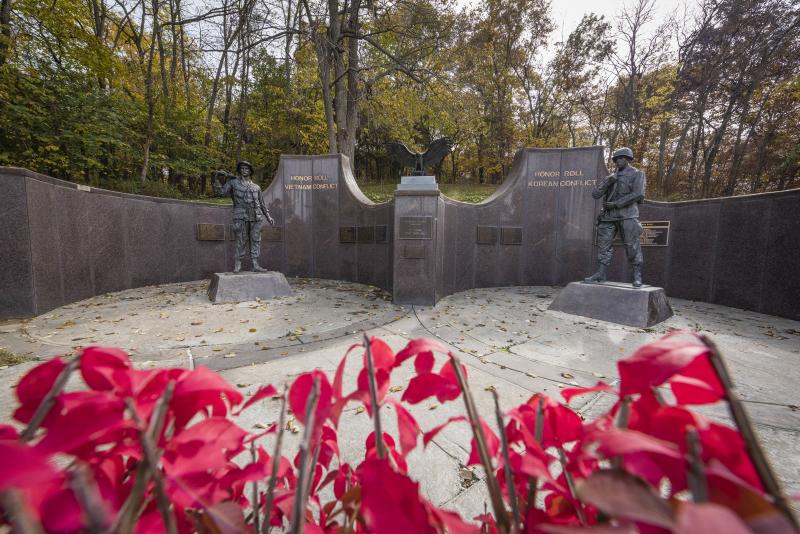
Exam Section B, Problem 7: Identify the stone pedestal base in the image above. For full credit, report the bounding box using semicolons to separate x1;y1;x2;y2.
207;272;292;303
548;281;673;328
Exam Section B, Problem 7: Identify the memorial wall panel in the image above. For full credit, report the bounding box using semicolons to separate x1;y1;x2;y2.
3;151;800;320
0;172;35;318
761;194;800;320
713;198;769;311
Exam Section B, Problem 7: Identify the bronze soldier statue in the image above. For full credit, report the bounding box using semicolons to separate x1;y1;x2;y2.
213;161;275;273
584;147;645;287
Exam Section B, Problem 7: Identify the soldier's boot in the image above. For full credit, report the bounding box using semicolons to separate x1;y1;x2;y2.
233;259;242;273
584;264;608;283
252;259;267;272
632;265;643;288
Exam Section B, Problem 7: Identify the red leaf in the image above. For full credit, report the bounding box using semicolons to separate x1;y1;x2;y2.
669;355;724;405
507;449;554;483
332;343;363;400
467;417;499;466
422;416;468;446
402;360;463;404
358;459;437;534
618;333;710;396
522;394;584;447
233;383;278;415
589;428;683;459
41;485;84;532
394;338;449;367
0;424;19;440
163;417;248;475
403;373;451;404
364;336;395;369
14;358;66;424
561;381;617;403
0;441;59;492
386;397;421;455
171;367;245;430
288;370;332;433
414;350;435;374
428;507;481;534
356;367;390;408
576;470;676;529
676;502;750;534
35;392;127;456
79;346;132;392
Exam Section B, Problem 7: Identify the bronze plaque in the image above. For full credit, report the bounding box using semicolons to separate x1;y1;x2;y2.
398;216;433;240
197;223;225;241
476;226;498;245
403;244;426;259
375;225;388;243
640;221;670;246
608;220;670;247
501;227;523;245
339;226;356;243
262;226;283;242
357;226;375;243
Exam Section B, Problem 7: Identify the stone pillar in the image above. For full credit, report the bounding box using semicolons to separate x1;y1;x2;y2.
392;176;443;306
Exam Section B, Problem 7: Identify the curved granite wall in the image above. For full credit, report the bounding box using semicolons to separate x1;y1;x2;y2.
2;150;799;320
428;146;799;319
0;156;393;319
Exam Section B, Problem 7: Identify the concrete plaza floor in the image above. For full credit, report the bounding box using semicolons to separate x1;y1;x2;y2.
1;278;798;518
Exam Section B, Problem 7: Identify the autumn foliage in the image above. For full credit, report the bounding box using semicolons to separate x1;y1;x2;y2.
0;332;796;533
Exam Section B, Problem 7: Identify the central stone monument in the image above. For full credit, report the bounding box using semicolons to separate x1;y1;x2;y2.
549;147;673;327
208;160;291;303
386;138;453;306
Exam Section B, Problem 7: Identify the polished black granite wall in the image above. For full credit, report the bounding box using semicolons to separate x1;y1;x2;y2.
0;156;393;319
260;155;394;290
3;151;799;321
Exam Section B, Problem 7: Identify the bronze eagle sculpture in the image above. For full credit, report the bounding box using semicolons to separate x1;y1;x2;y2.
385;138;453;176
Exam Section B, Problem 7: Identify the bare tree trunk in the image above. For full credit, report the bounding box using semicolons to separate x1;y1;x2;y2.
330;0;347;155
168;0;178;107
235;8;252;161
302;0;336;153
140;0;159;183
341;0;362;161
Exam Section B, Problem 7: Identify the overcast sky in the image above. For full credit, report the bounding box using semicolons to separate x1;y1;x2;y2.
549;0;687;44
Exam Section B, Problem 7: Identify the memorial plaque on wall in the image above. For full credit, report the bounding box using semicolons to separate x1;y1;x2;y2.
375;225;388;243
262;226;283;242
403;244;426;259
640;221;670;246
476;226;498;245
399;216;433;240
357;226;375;243
605;220;671;247
339;226;356;243
197;223;225;241
501;227;523;245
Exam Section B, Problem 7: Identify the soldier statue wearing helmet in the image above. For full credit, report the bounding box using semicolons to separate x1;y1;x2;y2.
213;161;275;273
584;147;646;287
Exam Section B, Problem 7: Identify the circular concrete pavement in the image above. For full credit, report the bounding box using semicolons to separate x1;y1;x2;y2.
1;279;799;516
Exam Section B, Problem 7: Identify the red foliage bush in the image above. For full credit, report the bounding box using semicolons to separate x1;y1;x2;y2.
0;332;796;533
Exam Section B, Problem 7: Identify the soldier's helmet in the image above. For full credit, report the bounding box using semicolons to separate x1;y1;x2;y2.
237;161;254;175
611;147;634;162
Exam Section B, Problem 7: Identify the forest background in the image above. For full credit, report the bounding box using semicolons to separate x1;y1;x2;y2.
0;0;798;201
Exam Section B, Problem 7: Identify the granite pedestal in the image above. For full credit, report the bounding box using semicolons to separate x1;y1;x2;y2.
548;281;673;327
207;272;292;303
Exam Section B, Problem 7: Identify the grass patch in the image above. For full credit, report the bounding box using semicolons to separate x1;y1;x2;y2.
359;183;499;203
0;348;33;367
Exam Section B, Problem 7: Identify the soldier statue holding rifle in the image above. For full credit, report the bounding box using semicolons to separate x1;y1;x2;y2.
584;147;646;288
213;161;275;273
